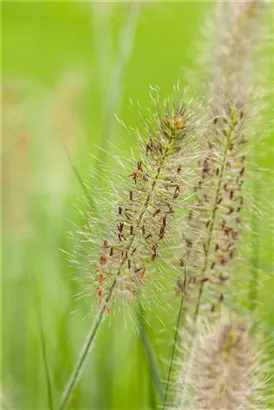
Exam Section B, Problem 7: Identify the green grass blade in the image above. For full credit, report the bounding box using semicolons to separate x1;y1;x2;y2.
38;309;54;410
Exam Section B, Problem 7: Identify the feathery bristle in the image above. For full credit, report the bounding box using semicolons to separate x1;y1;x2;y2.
72;87;204;313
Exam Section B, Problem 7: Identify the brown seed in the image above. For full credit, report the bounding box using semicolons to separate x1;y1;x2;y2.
103;240;109;249
167;203;174;213
173;185;180;199
129;191;133;201
130;225;134;235
186;238;192;248
220;257;226;266
100;254;107;265
152;243;158;261
159;226;165;240
137;161;142;171
211;261;216;269
141;225;146;235
152;208;161;217
177;118;184;129
118;206;122;215
109;248;114;256
128;259;131;269
118;223;124;233
219;274;229;283
97;287;102;303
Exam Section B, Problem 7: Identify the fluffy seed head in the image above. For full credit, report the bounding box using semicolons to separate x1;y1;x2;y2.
179;314;268;410
176;0;268;317
72;86;204;313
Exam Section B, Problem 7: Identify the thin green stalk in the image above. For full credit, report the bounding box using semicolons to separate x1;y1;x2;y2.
193;121;233;324
137;302;164;403
59;300;107;410
98;2;139;166
59;135;89;199
248;180;260;311
163;293;185;409
32;272;54;410
38;309;54;410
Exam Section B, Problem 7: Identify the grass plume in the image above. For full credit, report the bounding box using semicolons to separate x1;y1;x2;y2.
60;87;204;409
178;313;269;410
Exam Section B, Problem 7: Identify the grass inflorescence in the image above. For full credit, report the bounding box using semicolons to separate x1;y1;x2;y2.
178;313;269;410
61;87;204;408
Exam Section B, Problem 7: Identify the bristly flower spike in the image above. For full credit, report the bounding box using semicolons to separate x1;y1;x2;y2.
74;85;204;312
61;86;204;409
177;0;269;320
178;314;269;410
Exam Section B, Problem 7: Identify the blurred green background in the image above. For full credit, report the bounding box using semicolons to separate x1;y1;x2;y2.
2;2;273;410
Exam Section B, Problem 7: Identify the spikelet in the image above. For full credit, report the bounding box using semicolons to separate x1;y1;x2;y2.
72;86;204;314
177;314;269;410
176;0;269;319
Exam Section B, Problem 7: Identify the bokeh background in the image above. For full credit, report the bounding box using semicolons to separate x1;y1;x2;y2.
2;2;273;410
